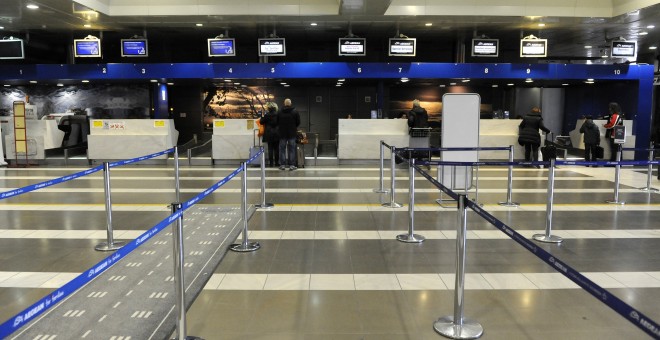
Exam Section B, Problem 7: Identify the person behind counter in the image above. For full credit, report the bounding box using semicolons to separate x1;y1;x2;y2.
603;102;623;161
579;115;601;164
259;102;280;167
518;107;550;164
277;98;301;171
408;99;428;128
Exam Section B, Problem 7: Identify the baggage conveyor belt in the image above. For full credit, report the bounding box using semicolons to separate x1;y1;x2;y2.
10;204;253;340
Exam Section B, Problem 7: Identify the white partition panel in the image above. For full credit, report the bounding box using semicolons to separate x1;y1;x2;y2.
441;94;480;190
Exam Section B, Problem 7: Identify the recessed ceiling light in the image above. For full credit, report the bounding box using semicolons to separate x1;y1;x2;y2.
461;79;470;82
507;83;514;86
81;80;89;83
284;84;290;87
647;25;655;29
224;79;231;82
0;26;4;30
56;83;64;87
449;82;456;86
29;80;37;84
3;84;10;87
280;82;287;85
538;23;545;27
234;82;240;85
639;31;648;35
425;23;433;27
650;46;658;50
167;82;174;85
562;83;569;86
83;24;91;28
336;84;341;87
492;84;498;88
584;45;592;49
310;23;317;26
196;23;203;27
150;79;158;83
26;4;39;9
585;80;595;84
338;79;345;82
525;78;533;83
439;84;446;87
587;78;594;81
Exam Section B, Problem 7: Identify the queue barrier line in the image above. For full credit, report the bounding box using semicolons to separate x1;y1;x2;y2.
107;147;175;168
0;149;259;339
412;162;660;339
396;146;510;152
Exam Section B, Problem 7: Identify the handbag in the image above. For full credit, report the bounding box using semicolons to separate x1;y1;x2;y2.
594;145;604;159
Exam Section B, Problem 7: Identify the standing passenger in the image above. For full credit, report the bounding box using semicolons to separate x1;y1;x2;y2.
407;99;428;128
277;98;301;170
259;102;280;167
518;107;550;163
579;116;601;164
603;102;623;161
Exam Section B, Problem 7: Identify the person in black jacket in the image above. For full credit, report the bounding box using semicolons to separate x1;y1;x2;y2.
407;99;429;128
579;116;601;163
277;98;301;170
518;107;550;163
259;102;280;167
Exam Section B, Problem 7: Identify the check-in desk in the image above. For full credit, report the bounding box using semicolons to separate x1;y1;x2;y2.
569;119;635;160
337;119;408;160
211;119;258;162
88;119;178;160
479;120;524;160
2;118;65;159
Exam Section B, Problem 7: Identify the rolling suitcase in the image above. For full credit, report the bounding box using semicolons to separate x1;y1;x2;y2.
540;132;557;167
296;144;305;168
249;129;262;166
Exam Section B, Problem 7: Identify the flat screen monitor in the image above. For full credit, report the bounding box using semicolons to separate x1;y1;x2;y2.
471;38;498;57
389;38;416;57
520;39;547;57
121;39;148;57
74;38;101;58
208;38;236;57
258;38;286;56
611;40;636;58
0;39;24;59
338;38;366;56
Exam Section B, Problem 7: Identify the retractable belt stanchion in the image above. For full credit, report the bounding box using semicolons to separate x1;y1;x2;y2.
498;145;520;207
639;142;659;193
382;146;403;208
396;158;425;243
230;162;261;252
170;203;203;340
256;148;274;209
434;194;483;339
95;162;125;251
533;158;563;244
174;146;181;202
373;140;389;194
606;145;626;205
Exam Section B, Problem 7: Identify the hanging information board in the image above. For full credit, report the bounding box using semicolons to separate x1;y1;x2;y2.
520;39;547;57
611;41;636;59
338;38;366;56
471;39;498;57
389;38;416;56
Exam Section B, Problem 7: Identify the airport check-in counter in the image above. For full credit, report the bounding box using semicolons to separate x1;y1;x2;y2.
337;119;409;160
2;118;65;159
479;120;525;160
211;119;258;162
87;119;178;160
569;119;635;160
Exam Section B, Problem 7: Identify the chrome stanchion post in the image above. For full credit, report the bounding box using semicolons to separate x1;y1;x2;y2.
434;195;483;339
230;162;261;252
373;140;389;193
382;146;403;208
533;158;562;243
187;148;192;166
397;158;425;243
95;162;125;251
639;142;659;192
174;146;181;202
256;148;274;209
499;145;520;207
606;145;626;205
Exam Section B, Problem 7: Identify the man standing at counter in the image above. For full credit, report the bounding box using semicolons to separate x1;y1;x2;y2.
277;98;301;171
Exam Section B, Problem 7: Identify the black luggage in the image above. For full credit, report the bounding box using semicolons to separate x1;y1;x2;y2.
541;133;557;167
594;145;604;159
296;144;305;168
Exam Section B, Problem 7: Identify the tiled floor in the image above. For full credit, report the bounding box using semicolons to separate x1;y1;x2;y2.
0;163;659;339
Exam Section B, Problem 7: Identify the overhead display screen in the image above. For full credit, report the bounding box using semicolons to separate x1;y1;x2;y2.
0;39;25;59
338;38;366;56
611;40;636;58
208;38;236;57
471;39;498;57
520;39;547;57
74;38;101;58
121;39;148;57
389;38;416;56
258;38;285;56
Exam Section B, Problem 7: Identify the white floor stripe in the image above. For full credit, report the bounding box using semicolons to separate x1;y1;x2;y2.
3;271;659;290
